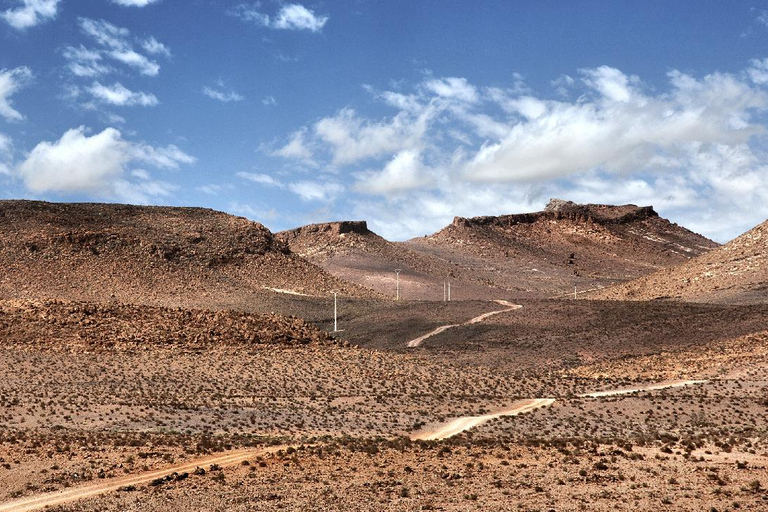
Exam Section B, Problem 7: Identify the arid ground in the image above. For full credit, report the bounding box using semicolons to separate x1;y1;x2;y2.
1;200;766;511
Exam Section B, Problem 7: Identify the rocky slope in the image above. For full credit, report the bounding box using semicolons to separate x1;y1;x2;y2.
277;221;480;299
404;199;718;298
592;218;767;304
278;201;717;300
0;201;371;308
0;298;337;349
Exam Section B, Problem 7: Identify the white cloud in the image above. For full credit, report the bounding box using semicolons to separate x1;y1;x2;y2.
16;126;194;198
313;107;432;165
141;36;171;57
110;0;160;7
262;95;277;106
78;18;163;76
0;67;32;121
423;77;479;103
63;46;112;77
203;85;244;103
232;3;328;32
748;58;768;85
1;0;59;30
88;81;159;107
272;128;315;163
355;149;434;195
273;4;328;32
272;64;768;242
236;172;284;188
288;180;343;202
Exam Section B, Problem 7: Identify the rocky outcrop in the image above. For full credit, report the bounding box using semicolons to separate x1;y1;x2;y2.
277;221;370;243
452;199;658;230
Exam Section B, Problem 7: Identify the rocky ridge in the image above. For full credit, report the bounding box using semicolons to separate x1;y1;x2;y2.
593;218;768;304
0;200;374;308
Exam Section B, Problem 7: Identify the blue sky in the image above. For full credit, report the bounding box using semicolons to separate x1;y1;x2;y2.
2;0;768;241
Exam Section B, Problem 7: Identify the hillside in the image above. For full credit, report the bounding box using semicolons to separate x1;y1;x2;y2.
592;218;768;304
277;221;499;299
0;200;371;309
277;201;716;300
403;199;718;298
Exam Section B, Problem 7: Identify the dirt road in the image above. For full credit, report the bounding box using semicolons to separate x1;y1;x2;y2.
410;379;709;441
411;398;555;441
580;379;708;398
0;447;281;512
407;300;522;348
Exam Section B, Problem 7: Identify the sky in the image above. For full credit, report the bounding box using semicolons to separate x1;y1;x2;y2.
2;1;768;242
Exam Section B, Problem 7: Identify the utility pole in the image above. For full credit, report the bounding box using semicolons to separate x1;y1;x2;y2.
443;281;447;302
574;285;577;300
395;269;402;301
333;292;338;331
448;281;451;302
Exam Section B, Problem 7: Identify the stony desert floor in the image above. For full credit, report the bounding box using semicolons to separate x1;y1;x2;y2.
1;297;767;511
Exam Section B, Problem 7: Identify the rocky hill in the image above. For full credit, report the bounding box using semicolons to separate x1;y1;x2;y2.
0;201;371;309
402;199;718;298
277;201;717;300
592;218;767;304
276;221;481;299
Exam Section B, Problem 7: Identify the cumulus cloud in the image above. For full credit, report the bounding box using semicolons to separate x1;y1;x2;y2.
272;128;315;163
16;126;194;200
78;18;167;77
313;107;433;165
110;0;160;6
236;172;284;188
203;85;244;103
288;180;343;202
88;81;158;106
272;64;768;242
1;0;59;30
0;67;32;121
232;3;328;32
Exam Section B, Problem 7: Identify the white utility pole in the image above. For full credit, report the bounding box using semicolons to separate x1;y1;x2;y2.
574;285;577;300
443;281;447;302
333;292;338;331
395;269;402;301
448;281;451;302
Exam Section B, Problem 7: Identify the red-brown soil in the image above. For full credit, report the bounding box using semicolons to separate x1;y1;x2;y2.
592;218;768;304
0;200;373;308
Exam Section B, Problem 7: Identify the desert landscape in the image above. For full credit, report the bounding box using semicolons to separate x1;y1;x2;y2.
0;199;766;511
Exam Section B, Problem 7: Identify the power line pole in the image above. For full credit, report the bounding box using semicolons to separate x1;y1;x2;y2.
395;269;402;301
443;281;446;302
448;281;451;302
333;291;338;331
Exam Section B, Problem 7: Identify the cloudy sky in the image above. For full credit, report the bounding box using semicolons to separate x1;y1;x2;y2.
2;0;768;241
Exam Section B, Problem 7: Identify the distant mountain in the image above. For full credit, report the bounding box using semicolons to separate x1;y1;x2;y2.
592;218;767;304
0;200;372;309
279;200;718;300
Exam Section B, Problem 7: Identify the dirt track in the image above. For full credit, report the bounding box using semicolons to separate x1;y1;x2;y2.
411;399;555;441
410;379;710;441
0;447;281;512
407;300;522;348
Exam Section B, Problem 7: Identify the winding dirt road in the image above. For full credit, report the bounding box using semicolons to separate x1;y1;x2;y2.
407;300;522;348
0;447;282;512
409;379;709;441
